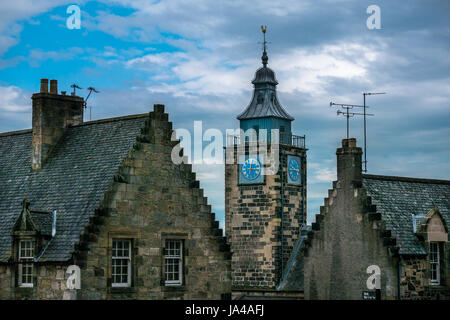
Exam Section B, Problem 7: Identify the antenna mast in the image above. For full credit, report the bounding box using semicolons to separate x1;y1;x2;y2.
84;87;99;121
362;92;385;172
330;102;374;140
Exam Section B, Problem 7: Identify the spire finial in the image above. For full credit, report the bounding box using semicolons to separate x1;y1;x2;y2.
260;25;268;67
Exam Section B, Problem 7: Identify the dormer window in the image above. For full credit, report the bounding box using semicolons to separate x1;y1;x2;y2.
18;240;35;287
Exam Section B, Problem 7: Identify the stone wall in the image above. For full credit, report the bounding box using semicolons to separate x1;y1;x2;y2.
225;143;306;291
0;264;71;300
73;105;231;299
304;139;398;300
0;104;231;300
400;250;450;300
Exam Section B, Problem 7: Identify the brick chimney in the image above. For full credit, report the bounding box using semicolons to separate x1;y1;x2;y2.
336;138;362;184
31;79;84;171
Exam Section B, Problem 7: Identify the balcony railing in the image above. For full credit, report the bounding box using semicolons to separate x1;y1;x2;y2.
227;133;305;149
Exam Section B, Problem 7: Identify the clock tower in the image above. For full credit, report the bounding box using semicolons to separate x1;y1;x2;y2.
225;29;307;296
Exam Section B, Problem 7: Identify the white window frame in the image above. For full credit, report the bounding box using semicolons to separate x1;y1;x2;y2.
430;242;440;285
164;239;183;286
111;239;132;288
18;240;34;288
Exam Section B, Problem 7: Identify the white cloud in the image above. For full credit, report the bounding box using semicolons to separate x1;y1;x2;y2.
0;0;70;56
274;43;377;95
314;167;336;182
0;85;30;112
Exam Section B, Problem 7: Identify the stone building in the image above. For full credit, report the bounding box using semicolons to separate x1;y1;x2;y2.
225;41;307;299
300;138;449;300
0;79;231;300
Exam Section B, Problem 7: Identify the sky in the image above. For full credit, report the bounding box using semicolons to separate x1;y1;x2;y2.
0;0;449;230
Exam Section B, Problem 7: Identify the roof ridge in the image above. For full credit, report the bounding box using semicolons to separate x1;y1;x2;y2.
0;113;149;137
72;113;149;127
363;174;450;185
0;128;32;137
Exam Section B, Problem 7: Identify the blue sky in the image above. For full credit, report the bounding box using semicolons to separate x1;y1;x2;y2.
1;0;449;230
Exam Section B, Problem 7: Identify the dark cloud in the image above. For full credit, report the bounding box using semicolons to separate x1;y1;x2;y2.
0;0;449;227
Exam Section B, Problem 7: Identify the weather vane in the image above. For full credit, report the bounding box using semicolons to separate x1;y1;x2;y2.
261;25;267;51
259;25;270;67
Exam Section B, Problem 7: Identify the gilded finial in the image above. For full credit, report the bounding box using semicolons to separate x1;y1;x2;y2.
260;25;268;67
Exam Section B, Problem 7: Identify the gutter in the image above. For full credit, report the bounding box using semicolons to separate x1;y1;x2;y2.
397;254;402;300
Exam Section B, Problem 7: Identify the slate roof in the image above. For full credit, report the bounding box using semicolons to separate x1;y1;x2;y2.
0;114;147;262
277;225;311;292
237;66;294;121
30;211;53;237
362;174;450;255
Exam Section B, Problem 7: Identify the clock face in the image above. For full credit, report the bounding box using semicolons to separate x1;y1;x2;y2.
241;158;261;181
288;158;300;182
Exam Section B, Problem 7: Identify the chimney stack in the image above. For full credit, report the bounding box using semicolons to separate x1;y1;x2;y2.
336;138;362;185
50;79;58;94
40;79;48;93
31;78;85;171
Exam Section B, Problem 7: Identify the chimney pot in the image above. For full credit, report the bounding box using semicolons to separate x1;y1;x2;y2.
61;91;66;95
50;80;58;94
342;138;357;148
336;138;362;184
40;79;48;93
154;104;165;113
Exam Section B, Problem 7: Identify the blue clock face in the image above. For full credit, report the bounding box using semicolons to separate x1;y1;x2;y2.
241;158;262;181
288;159;300;181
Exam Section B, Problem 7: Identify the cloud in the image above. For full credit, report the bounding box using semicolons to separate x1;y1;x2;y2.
0;85;30;112
0;0;70;55
1;0;449;227
0;85;32;132
314;167;337;182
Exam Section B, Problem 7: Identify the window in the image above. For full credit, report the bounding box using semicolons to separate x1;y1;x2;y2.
111;239;132;287
18;240;34;287
280;126;286;144
164;240;183;286
430;242;440;285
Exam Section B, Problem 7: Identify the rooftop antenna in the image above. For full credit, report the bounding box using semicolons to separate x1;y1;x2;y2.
330;102;374;140
70;84;82;96
362;92;386;173
259;25;271;67
84;87;99;121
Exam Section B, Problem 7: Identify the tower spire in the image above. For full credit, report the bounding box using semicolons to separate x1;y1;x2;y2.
261;25;268;67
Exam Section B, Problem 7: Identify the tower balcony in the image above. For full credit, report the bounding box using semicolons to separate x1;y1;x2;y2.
227;133;305;149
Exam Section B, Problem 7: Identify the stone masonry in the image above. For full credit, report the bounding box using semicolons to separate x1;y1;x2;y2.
225;143;306;293
303;139;398;299
72;105;231;299
0;100;231;300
